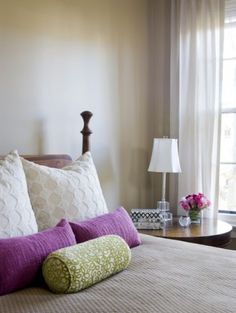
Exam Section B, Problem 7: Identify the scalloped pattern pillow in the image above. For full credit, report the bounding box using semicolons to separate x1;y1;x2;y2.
42;235;131;294
0;151;38;238
21;152;108;230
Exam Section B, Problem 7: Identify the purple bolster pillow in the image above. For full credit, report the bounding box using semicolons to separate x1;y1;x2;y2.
0;219;76;296
70;207;141;248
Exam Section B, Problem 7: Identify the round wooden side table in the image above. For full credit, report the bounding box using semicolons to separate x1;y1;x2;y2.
139;218;232;247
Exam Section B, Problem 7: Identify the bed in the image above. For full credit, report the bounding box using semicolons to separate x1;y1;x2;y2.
0;111;236;313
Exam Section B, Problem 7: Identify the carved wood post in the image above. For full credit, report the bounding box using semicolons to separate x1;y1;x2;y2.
80;111;93;154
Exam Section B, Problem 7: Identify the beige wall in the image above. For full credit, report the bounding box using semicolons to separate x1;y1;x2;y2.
148;0;173;211
0;0;171;211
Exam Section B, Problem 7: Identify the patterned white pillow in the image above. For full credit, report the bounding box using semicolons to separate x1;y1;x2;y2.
0;151;38;238
21;152;108;231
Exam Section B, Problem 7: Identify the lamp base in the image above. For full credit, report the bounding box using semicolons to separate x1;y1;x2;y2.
157;201;173;223
157;201;169;212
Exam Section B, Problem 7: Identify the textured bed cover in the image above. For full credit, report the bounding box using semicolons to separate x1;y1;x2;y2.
1;234;236;313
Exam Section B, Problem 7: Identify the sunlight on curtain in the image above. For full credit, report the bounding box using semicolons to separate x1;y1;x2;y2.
170;0;225;218
219;0;236;219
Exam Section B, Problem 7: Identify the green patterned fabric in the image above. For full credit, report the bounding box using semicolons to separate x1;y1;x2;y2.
42;235;131;294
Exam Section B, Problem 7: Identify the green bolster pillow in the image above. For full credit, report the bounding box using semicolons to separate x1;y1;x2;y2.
42;235;131;293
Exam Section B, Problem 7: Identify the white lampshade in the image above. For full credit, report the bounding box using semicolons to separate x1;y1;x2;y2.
148;138;181;173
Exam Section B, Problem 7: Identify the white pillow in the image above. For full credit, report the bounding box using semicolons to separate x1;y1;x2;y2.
0;151;38;238
21;152;108;230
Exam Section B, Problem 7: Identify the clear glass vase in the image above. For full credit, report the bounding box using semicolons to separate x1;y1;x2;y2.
189;210;201;224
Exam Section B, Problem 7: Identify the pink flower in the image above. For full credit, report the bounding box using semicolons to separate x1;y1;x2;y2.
179;192;210;212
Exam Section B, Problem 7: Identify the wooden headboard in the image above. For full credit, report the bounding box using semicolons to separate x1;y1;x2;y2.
2;111;93;168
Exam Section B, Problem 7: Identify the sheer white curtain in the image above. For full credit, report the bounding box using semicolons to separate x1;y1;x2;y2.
170;0;225;218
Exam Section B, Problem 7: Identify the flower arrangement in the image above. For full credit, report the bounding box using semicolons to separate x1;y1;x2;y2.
179;193;211;223
179;193;211;212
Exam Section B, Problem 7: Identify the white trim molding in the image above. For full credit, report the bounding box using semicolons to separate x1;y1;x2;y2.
218;212;236;228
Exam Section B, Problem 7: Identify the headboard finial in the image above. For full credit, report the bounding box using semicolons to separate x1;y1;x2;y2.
81;111;93;154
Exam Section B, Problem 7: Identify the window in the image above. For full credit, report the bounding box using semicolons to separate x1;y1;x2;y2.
219;1;236;215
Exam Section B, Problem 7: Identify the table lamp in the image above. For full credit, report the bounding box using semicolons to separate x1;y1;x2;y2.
148;138;181;216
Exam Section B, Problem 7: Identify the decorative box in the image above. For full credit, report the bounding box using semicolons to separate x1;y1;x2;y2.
130;208;161;229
